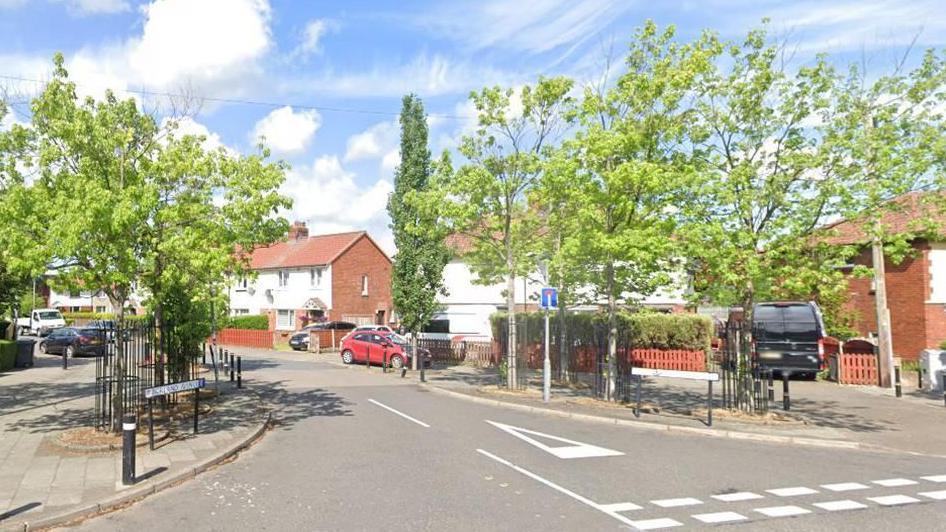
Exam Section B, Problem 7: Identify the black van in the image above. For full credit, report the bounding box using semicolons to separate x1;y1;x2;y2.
751;301;831;377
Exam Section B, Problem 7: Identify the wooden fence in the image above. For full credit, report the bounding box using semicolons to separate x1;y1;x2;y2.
630;348;706;372
838;352;880;385
218;328;273;349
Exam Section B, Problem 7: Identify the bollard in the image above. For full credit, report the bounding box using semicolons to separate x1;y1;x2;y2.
230;353;235;382
237;356;242;389
782;373;790;411
202;343;206;365
122;413;136;485
62;346;68;370
383;349;388;373
894;366;902;398
918;367;923;390
767;371;774;402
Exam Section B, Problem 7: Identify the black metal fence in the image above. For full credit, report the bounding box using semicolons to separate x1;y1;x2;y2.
710;321;771;415
93;320;200;431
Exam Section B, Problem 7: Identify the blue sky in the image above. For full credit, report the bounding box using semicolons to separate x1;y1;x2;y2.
1;0;944;253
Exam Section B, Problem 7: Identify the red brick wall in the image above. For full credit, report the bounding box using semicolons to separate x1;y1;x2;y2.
842;242;930;360
330;235;392;324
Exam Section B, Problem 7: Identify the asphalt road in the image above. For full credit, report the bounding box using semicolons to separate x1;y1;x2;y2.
65;351;946;531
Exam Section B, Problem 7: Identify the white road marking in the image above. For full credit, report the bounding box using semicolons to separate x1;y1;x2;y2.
813;500;868;511
367;399;430;428
712;492;764;502
475;449;639;529
766;487;819;497
599;502;642;512
821;482;869;492
692;511;747;524
630;518;683;530
919;490;946;500
872;478;917;487
484;420;624;459
651;497;703;508
867;495;921;506
754;505;812;517
921;475;946;483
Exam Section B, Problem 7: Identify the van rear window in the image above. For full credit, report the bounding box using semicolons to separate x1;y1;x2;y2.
782;305;815;321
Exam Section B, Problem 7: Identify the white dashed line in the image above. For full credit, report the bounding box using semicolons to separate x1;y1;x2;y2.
367;399;430;427
754;505;812;517
629;518;683;530
872;478;918;487
921;475;946;483
598;502;641;513
692;511;747;524
813;500;868;511
651;497;703;508
919;490;946;500
712;492;764;502
766;487;819;497
821;482;870;492
867;495;921;506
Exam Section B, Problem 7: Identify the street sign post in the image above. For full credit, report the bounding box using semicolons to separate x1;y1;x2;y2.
143;378;206;446
540;288;557;403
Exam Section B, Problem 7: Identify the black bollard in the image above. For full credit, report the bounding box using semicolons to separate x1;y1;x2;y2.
202;343;206;365
782;373;790;411
767;371;774;402
230;353;235;382
894;366;902;398
918;367;923;390
383;349;388;373
122;413;136;485
237;356;242;389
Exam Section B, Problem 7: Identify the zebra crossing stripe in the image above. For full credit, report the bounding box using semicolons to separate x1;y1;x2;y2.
692;511;747;524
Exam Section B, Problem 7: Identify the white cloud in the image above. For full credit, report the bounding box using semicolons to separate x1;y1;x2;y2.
54;0;131;14
281;155;394;254
161;116;236;154
293;19;335;58
344;120;397;162
380;150;400;178
251;106;321;155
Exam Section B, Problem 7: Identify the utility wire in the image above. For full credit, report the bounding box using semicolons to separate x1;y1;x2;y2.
0;73;475;120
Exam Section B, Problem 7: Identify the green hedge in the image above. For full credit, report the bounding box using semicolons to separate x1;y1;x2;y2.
62;312;149;324
226;314;269;330
490;311;713;352
0;340;15;371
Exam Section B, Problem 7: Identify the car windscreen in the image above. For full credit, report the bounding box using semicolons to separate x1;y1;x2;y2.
38;311;63;320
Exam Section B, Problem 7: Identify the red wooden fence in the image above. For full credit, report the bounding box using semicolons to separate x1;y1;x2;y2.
566;347;705;373
218;328;273;349
839;352;879;385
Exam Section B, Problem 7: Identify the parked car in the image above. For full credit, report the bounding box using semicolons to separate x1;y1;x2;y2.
39;327;107;357
353;324;394;334
289;321;357;351
339;331;431;369
16;308;65;336
751;301;836;378
87;319;131;342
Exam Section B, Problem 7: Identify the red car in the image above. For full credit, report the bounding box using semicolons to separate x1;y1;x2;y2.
340;331;431;369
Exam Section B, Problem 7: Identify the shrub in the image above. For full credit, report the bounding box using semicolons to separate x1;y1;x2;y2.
227;314;269;330
0;340;15;371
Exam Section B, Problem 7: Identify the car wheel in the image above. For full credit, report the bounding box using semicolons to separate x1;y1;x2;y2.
389;355;404;370
65;346;74;358
341;350;354;364
39;341;48;354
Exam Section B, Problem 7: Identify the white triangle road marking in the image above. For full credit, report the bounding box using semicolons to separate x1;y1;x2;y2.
485;420;624;459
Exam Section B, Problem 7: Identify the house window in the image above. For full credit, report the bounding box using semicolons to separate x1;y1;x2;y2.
361;275;368;296
276;309;295;330
310;267;323;287
236;277;248;292
278;270;289;288
95;306;106;313
69;290;80;298
231;308;250;316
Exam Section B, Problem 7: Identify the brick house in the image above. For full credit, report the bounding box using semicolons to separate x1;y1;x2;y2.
228;222;392;337
823;192;946;361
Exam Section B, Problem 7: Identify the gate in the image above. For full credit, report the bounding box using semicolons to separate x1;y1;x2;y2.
711;321;770;415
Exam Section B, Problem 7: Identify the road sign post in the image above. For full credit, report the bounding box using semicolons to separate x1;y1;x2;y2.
540;288;557;403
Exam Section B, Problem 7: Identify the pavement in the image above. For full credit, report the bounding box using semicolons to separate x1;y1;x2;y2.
0;340;269;531
48;346;946;531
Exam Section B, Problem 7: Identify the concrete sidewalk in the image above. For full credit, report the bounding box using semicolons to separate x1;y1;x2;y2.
0;350;269;531
422;364;946;456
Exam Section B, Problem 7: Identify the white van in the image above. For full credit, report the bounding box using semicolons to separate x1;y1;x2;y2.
16;308;66;336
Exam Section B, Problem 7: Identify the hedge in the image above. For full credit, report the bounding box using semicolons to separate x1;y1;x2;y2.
0;340;15;371
61;312;149;323
226;314;269;330
490;311;713;352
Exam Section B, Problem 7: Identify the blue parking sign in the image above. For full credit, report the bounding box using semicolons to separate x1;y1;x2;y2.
540;287;557;309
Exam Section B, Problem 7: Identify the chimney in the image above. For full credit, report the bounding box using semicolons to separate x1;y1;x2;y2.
288;221;308;241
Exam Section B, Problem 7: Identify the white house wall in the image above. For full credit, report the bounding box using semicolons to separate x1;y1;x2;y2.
229;266;333;315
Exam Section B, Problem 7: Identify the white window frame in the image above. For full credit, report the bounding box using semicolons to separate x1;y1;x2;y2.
310;267;322;287
231;308;250;316
276;309;295;330
236;276;248;292
278;270;289;288
362;275;368;296
94;305;107;313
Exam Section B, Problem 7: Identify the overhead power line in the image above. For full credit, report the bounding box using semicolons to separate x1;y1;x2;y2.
0;73;475;121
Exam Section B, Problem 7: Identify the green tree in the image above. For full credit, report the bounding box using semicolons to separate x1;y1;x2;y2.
446;77;573;388
540;23;720;399
387;94;450;370
819;48;946;384
684;26;848;322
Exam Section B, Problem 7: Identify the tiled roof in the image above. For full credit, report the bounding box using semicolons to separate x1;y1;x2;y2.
445;233;475;255
249;231;367;269
820;191;946;245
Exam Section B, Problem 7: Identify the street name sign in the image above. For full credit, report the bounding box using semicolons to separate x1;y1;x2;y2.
143;378;206;399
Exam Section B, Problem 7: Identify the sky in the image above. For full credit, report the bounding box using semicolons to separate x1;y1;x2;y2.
1;0;944;255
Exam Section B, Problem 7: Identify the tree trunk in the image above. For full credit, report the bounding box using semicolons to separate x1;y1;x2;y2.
558;295;568;382
506;268;518;389
411;333;419;372
606;263;617;402
110;295;128;433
